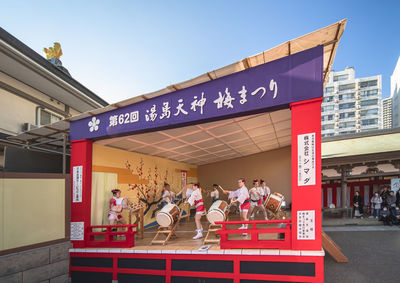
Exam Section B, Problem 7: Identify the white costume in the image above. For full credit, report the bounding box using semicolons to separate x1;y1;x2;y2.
210;190;219;201
162;190;175;203
262;185;271;200
187;189;205;214
229;186;250;212
108;197;127;221
249;187;262;207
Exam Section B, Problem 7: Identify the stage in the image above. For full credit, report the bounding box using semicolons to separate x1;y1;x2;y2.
70;215;325;283
66;20;347;283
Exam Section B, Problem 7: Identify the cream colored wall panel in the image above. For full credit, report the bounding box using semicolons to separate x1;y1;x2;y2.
2;179;65;250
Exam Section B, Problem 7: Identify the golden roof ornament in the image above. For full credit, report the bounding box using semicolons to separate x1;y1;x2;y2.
43;42;63;59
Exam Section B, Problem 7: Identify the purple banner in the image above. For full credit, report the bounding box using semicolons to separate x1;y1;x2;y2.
70;46;323;141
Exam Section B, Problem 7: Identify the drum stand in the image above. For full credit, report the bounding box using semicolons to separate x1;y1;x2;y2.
179;202;191;222
128;206;144;239
151;209;184;245
202;211;229;245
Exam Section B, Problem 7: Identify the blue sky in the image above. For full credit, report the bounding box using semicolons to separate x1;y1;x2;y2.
1;0;399;103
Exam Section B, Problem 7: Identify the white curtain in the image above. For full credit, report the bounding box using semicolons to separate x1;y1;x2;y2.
91;172;118;225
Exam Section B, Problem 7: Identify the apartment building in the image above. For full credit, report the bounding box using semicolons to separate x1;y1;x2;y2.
382;97;392;129
321;67;382;137
391;56;400;128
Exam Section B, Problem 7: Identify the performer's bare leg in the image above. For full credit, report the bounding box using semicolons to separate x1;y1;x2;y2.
241;211;249;228
248;205;255;219
195;214;203;231
258;205;268;220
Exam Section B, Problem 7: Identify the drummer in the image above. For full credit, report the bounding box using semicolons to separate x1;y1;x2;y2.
161;182;176;206
186;182;206;239
260;179;271;203
108;189;128;225
222;178;250;232
209;184;220;203
248;179;268;220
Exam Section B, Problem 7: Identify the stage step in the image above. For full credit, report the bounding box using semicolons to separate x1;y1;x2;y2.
322;231;348;263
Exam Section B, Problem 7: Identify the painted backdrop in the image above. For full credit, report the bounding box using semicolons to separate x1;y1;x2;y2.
91;144;197;228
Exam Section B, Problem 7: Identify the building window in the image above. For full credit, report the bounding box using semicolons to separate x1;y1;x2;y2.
361;118;378;126
39;109;61;126
360;89;378;98
338;83;355;91
322;133;335;138
333;74;348;82
325;87;334;93
339;93;355;101
339;102;355;110
360;99;378;107
339;121;355;128
359;80;377;89
322;105;335;112
361;128;379;132
323;96;334;103
322;124;335;130
361;108;378;117
339;130;356;135
321;115;334;121
339;112;355;119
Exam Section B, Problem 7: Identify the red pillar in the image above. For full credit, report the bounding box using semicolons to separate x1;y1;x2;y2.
290;98;322;251
70;139;93;248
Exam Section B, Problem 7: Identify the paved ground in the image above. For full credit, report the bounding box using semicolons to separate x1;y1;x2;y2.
324;229;400;283
323;216;386;227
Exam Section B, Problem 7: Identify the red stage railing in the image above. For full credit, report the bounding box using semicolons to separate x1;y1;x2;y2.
85;224;137;248
216;219;292;249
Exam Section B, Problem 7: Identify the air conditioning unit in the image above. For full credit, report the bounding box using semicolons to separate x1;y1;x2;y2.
22;123;38;132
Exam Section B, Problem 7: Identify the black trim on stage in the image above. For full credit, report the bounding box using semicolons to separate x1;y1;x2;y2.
118;273;166;283
171;259;234;273
70;257;113;268
171;277;233;283
240;280;296;283
118;258;166;270
70;271;112;283
240;261;315;276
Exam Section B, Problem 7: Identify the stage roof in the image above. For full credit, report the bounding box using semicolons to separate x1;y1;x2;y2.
96;109;291;165
8;20;346;164
322;128;400;168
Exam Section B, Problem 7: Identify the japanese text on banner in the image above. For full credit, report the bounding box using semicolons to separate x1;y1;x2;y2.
297;133;316;186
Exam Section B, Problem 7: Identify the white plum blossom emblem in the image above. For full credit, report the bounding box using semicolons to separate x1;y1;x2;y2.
88;117;100;132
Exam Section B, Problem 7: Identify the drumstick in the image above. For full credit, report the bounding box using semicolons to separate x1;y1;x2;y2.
218;185;226;193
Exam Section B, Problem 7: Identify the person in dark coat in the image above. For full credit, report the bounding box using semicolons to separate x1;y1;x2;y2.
387;191;397;216
380;186;390;207
353;191;363;218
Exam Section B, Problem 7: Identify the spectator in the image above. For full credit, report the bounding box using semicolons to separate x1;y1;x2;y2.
353;191;363;218
380;186;389;207
387;191;397;216
395;207;400;223
369;192;382;219
396;190;400;207
380;206;397;226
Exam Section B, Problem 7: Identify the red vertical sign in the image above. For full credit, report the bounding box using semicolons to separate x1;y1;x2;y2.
290;98;322;251
70;139;93;248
